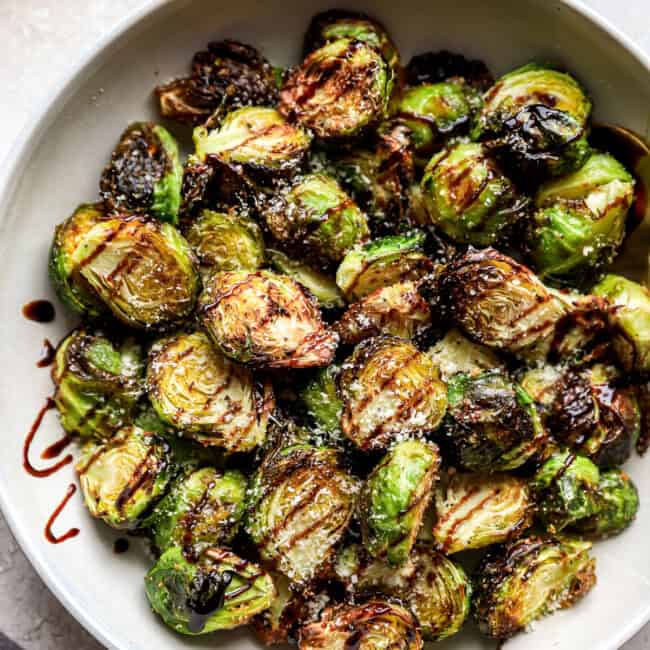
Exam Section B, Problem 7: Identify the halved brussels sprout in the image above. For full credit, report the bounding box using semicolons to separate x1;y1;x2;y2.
474;64;592;177
280;38;390;140
432;472;533;554
145;466;247;557
76;425;173;529
406;50;493;91
529;152;635;286
300;365;343;435
262;173;369;265
52;328;144;440
444;370;547;471
146;330;274;453
420;142;526;245
339;337;447;451
185;208;265;277
334;281;432;345
267;249;345;310
336;232;433;301
473;535;596;640
199;270;338;368
299;599;422;650
100;122;182;224
246;444;358;584
155;40;279;125
592;274;650;372
144;546;275;635
360;440;440;565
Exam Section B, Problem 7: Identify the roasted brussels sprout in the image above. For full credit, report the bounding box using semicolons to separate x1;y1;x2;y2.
52;328;144;440
360;440;440;565
245;444;358;584
262;173;369;265
432;472;533;553
199;270;338;368
299;599;422;649
444;370;546;471
336;232;433;301
100;122;182;225
155;40;279;125
420;142;526;245
146;330;274;452
185;208;265;277
339;337;447;451
280;39;390;140
145;466;247;557
528;152;635;285
300;365;343;435
76;425;173;529
144;546;275;635
592;274;650;372
473;535;596;639
474;64;592;177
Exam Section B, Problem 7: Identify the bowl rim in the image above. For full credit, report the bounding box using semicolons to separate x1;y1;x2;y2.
1;1;649;648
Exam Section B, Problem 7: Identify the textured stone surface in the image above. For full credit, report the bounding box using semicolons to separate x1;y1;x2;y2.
0;0;648;648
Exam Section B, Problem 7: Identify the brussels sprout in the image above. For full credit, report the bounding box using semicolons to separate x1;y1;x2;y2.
280;39;390;140
185;208;265;277
155;40;279;125
336;232;433;301
474;64;592;177
473;535;596;639
146;331;274;452
144;546;275;635
262;173;369;265
100;122;182;225
339;337;447;451
444;370;547;471
199;270;338;368
592;274;650;372
76;425;173;529
300;365;343;434
267;249;345;310
52;328;144;440
145;466;247;557
420;142;526;245
299;599;422;650
432;472;533;554
406;50;493;91
531;449;600;533
359;440;440;565
334;281;432;345
528;152;635;285
245;444;358;584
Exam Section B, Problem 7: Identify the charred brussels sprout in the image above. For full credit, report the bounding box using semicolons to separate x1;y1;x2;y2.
155;40;279;125
100;122;182;224
432;472;533;554
474;64;592;177
280;39;390;140
421;142;526;245
146;331;273;453
245;444;358;584
300;365;343;434
339;337;447;451
145;466;247;556
144;546;275;635
360;440;440;565
76;425;173;529
299;599;422;650
529;152;635;285
592;274;650;372
473;535;596;639
199;270;338;368
406;50;494;91
444;370;546;471
52;328;143;440
336;232;433;301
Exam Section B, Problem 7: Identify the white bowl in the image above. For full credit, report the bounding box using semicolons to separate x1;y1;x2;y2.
1;0;649;648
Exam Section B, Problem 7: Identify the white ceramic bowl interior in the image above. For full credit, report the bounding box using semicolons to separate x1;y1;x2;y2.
1;1;650;648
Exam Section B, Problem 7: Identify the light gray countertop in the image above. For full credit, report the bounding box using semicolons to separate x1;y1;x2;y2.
0;1;649;648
